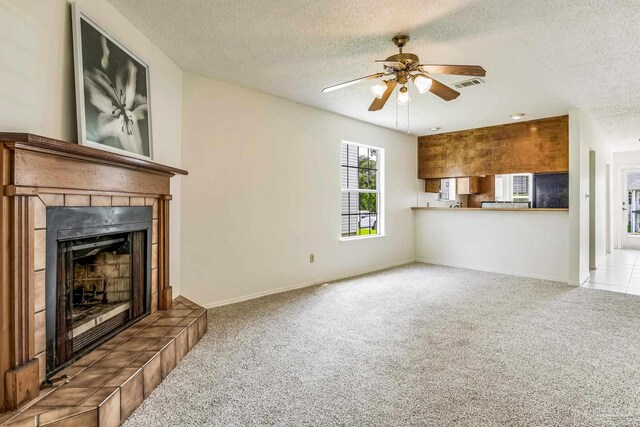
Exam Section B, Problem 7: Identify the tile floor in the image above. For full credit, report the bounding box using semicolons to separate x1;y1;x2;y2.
583;249;640;294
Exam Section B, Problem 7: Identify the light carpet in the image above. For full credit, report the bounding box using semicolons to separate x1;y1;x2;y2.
124;263;640;426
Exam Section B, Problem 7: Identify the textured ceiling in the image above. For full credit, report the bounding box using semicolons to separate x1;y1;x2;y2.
107;0;640;148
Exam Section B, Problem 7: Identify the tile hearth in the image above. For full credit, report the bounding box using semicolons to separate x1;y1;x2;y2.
1;297;207;427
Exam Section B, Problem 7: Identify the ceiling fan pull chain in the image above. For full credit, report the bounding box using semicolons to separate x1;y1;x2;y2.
407;97;411;134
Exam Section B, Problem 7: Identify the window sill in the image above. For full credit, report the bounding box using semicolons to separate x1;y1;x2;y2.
339;234;386;243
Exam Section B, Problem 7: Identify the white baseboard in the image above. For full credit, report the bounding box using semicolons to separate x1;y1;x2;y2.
199;258;416;309
414;258;570;284
580;271;591;286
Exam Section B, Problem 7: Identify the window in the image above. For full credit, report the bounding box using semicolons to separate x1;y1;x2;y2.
511;174;532;202
495;173;532;202
341;142;383;238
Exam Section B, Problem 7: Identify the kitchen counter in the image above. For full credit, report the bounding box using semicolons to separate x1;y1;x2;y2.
411;207;569;212
413;205;570;283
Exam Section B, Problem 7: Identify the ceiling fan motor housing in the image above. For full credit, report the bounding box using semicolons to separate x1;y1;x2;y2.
384;53;420;70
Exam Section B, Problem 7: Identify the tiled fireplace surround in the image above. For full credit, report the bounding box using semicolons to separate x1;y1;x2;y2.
0;134;203;426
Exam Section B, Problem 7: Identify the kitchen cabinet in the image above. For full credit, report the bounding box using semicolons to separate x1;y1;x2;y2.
425;178;441;193
457;177;480;194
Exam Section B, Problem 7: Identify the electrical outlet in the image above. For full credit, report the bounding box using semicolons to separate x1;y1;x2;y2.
309;253;315;263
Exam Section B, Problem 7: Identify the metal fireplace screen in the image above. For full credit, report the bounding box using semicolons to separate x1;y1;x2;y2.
46;206;152;378
53;231;147;371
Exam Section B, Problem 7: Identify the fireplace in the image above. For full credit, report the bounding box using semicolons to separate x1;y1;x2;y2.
45;207;152;377
0;133;189;414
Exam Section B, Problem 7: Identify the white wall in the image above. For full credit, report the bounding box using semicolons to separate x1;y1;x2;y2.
0;0;184;294
180;73;416;307
568;110;589;284
414;210;570;282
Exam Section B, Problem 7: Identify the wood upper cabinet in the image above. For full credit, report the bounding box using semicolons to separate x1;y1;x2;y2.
425;178;441;193
468;175;496;208
417;116;569;179
456;177;480;194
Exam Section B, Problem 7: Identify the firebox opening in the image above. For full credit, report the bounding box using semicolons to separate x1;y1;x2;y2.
52;230;148;375
70;234;134;339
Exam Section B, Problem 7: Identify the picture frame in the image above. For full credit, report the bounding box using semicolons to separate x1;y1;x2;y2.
71;4;153;160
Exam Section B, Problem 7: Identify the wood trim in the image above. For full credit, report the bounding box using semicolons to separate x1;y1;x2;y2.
157;199;172;310
0;133;187;177
3;196;38;411
4;359;39;410
10;196;35;366
13;150;172;196
0;146;10;410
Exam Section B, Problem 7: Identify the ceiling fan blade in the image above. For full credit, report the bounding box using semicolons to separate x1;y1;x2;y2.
429;78;460;101
418;64;486;77
322;73;386;93
369;80;397;111
374;60;405;70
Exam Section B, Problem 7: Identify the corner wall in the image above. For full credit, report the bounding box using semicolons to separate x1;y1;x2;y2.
180;73;417;307
569;110;610;283
0;0;184;294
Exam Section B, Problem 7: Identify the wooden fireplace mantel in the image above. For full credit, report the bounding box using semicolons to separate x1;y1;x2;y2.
0;133;187;413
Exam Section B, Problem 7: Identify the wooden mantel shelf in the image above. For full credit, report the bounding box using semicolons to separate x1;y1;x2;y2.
0;133;188;177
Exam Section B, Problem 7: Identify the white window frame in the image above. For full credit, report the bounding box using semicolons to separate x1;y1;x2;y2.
511;173;533;202
339;141;385;241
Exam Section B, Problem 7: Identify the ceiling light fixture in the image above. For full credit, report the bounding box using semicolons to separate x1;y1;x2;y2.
370;81;388;99
397;86;410;105
412;74;433;94
430;127;441;131
511;113;526;120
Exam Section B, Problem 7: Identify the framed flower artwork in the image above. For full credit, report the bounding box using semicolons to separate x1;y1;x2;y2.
71;4;153;159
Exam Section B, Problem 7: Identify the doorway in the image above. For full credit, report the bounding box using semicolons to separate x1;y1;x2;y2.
621;169;640;249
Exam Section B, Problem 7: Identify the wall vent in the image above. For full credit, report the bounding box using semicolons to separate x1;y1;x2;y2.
453;78;485;89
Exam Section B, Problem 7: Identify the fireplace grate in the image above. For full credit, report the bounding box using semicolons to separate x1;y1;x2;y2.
72;310;129;353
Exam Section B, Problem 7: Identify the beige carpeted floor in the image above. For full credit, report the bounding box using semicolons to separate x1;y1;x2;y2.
124;263;640;426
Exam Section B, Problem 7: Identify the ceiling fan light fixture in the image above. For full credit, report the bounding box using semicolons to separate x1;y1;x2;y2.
397;86;410;105
412;74;433;94
370;81;388;99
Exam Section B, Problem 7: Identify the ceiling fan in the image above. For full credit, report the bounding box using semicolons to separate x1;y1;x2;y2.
322;35;486;111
